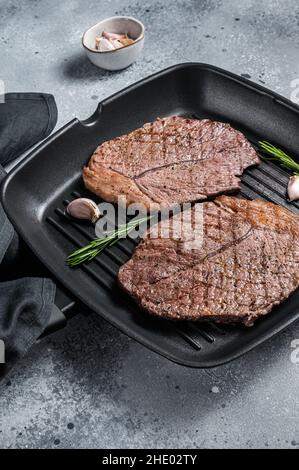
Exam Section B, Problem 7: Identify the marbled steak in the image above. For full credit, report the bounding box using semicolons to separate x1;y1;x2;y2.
83;116;260;210
118;197;299;326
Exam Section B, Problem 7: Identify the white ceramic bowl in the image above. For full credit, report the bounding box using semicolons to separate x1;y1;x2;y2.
82;16;145;71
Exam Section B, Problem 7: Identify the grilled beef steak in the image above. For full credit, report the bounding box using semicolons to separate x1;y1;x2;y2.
83;117;260;210
118;197;299;326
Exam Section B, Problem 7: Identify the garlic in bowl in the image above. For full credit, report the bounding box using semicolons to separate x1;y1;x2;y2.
95;31;135;52
82;16;145;71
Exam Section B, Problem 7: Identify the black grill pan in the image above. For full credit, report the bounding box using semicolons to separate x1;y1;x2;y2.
2;63;299;368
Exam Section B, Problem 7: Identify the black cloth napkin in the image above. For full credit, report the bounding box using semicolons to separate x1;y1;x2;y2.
0;92;57;166
0;93;58;375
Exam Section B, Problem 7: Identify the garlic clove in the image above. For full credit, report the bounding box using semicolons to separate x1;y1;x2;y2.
288;175;299;201
98;37;115;52
95;36;101;50
102;31;126;40
110;39;123;49
66;198;101;223
119;36;135;46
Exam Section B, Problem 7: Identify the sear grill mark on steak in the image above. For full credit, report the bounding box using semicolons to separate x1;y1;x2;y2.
83;116;260;209
118;197;299;326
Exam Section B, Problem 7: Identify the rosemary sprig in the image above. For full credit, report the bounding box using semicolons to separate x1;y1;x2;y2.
259;141;299;176
67;215;151;267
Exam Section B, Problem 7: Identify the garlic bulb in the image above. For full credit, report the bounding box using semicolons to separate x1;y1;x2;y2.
288;176;299;201
66;198;101;223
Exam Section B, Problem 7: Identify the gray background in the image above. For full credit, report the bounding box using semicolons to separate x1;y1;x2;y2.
1;0;299;449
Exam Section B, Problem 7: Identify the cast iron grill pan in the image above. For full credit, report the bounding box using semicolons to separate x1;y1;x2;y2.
2;63;299;367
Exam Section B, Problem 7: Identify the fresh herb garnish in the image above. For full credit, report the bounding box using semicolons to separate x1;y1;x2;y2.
67;216;151;267
259;141;299;176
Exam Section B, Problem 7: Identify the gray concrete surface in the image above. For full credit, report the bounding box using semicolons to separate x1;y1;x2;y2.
1;0;299;449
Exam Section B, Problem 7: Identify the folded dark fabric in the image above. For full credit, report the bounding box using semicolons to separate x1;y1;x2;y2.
0;92;57;166
0;186;55;375
0;93;58;376
0;278;55;364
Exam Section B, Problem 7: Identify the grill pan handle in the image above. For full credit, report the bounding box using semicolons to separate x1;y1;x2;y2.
40;289;78;338
42;304;67;337
40;289;90;338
